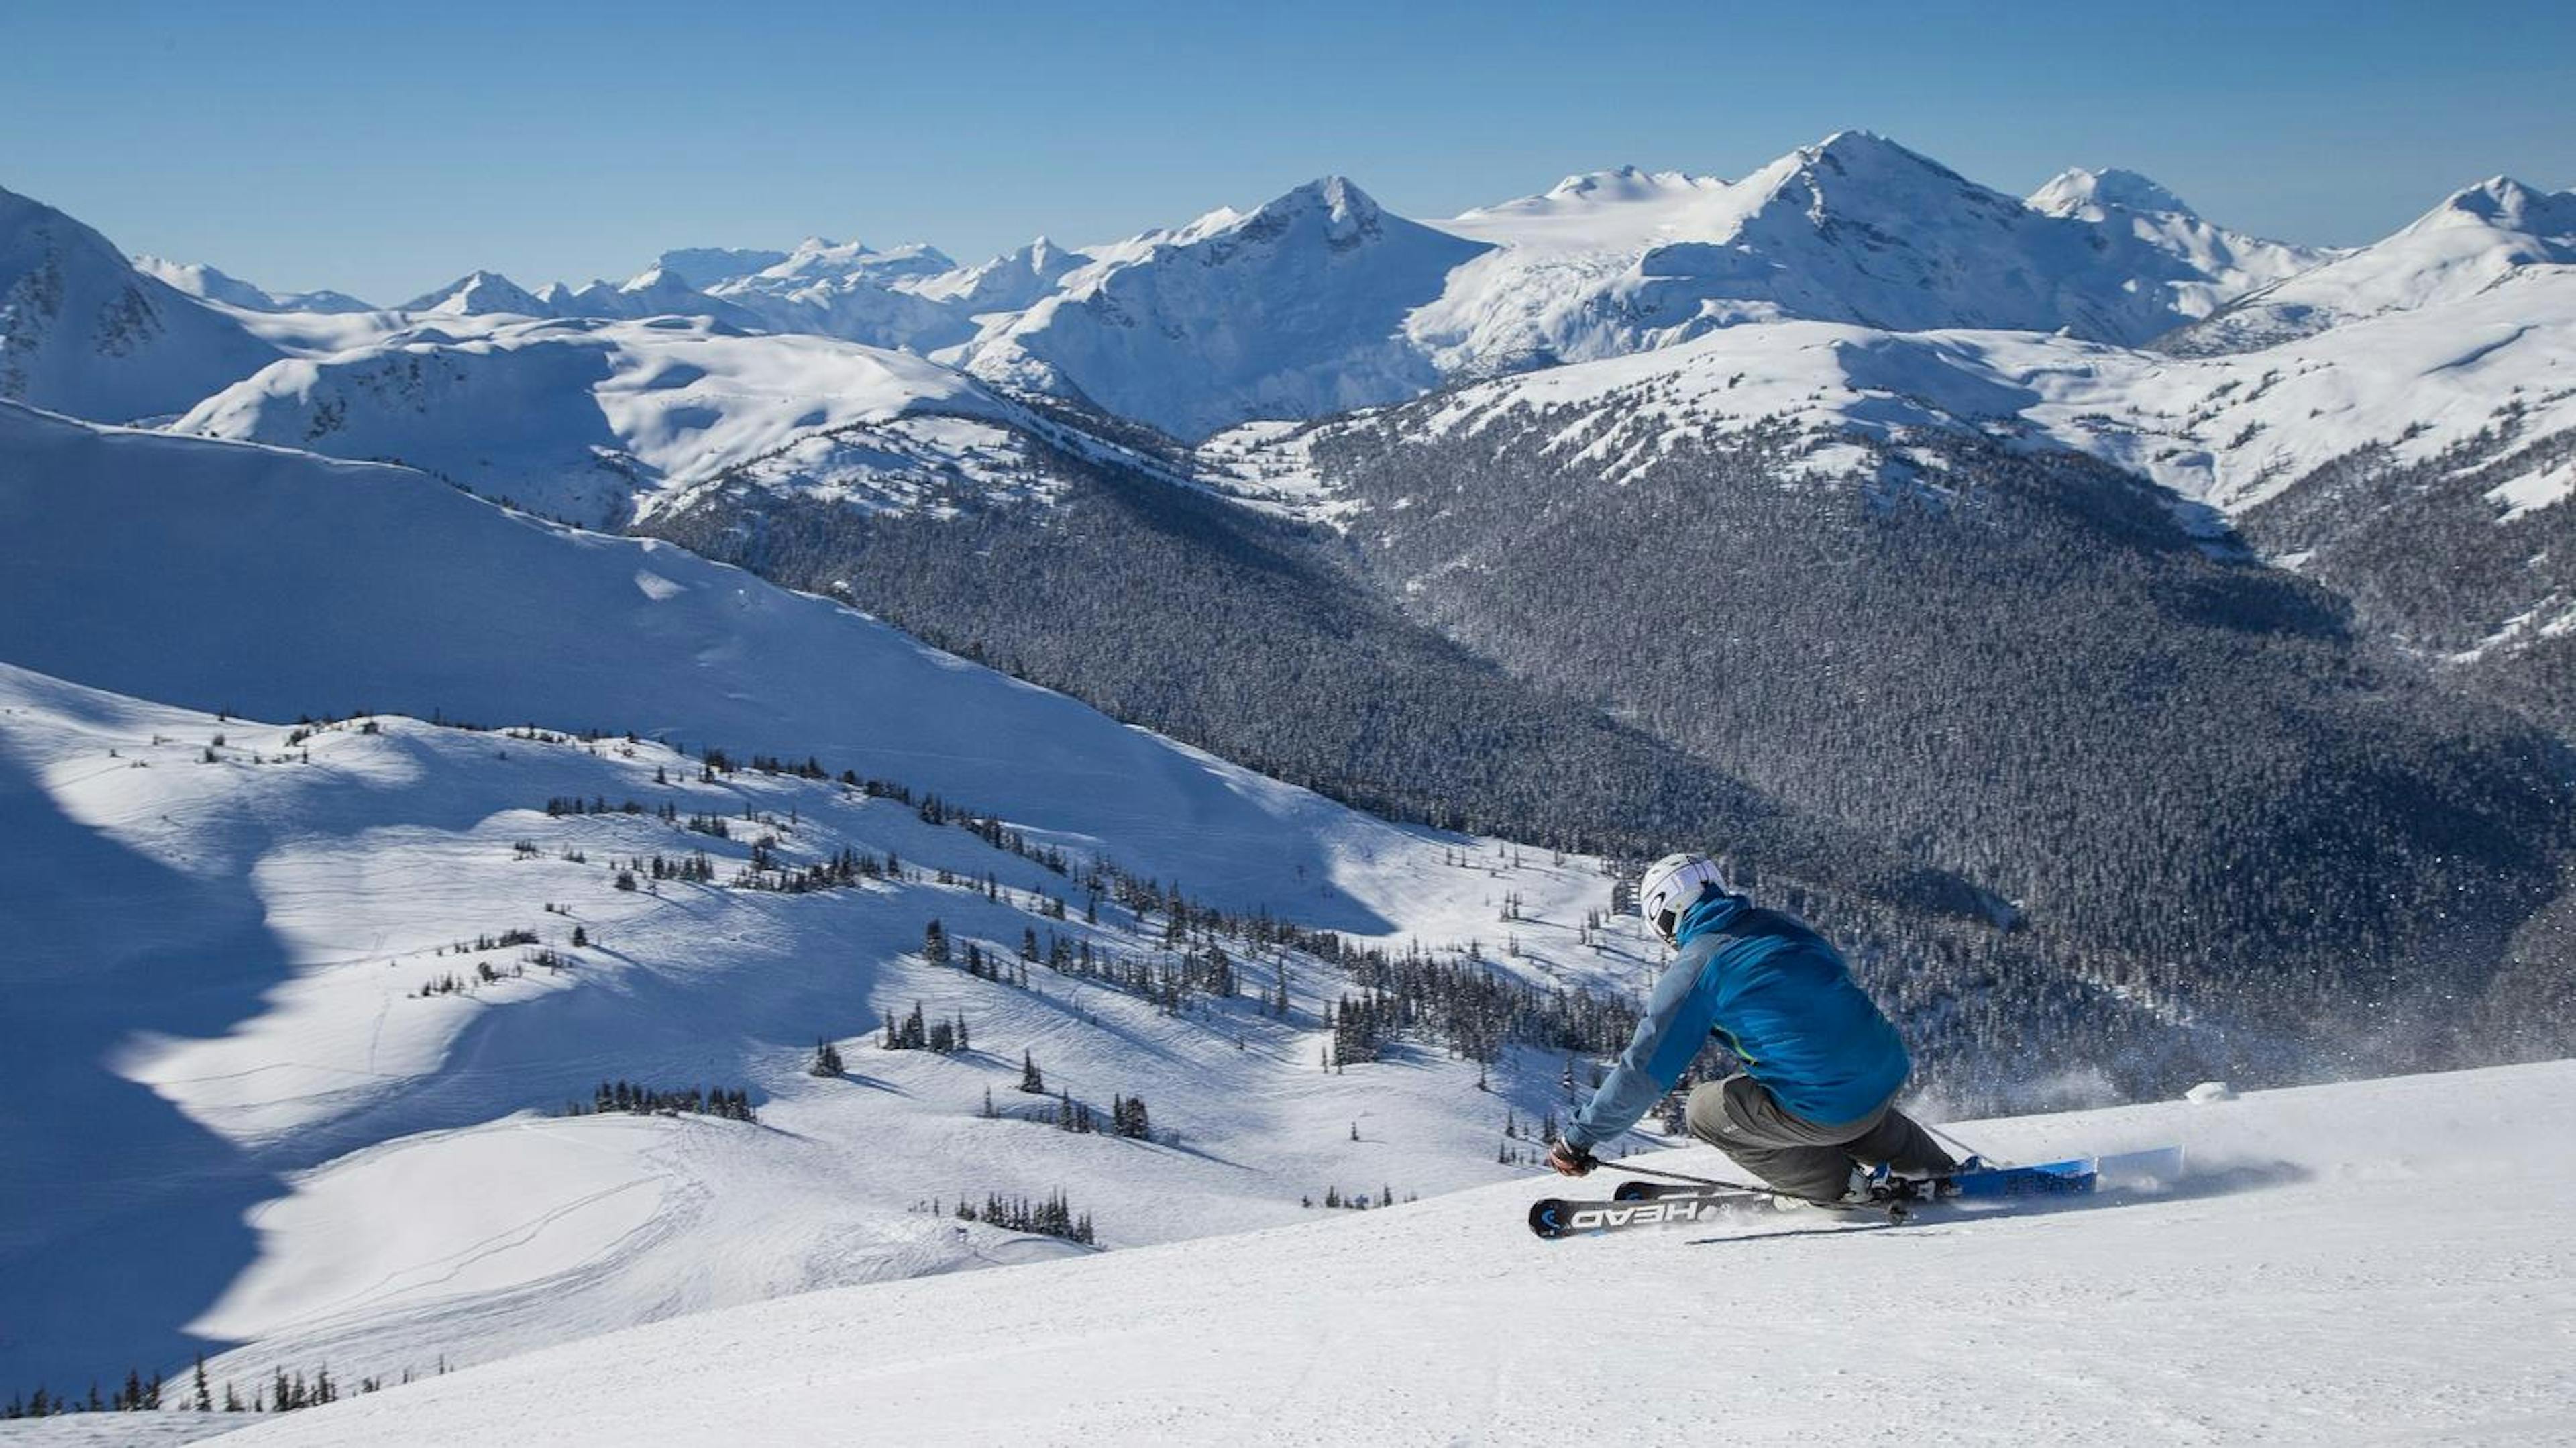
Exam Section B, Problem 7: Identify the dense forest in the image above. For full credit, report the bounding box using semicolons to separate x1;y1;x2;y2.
2241;415;2576;737
1305;401;2573;1061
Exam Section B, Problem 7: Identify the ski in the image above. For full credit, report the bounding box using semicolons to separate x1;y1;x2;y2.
1529;1188;1776;1239
1929;1145;2186;1200
1532;1183;1910;1239
1540;1144;2186;1237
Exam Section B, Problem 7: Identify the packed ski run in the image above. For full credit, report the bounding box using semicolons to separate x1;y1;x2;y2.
108;1063;2576;1445
3;87;2573;1444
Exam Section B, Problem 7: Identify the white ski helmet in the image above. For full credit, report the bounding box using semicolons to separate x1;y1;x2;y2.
1638;852;1727;945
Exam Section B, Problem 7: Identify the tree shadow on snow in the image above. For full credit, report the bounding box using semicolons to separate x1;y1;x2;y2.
0;751;299;1391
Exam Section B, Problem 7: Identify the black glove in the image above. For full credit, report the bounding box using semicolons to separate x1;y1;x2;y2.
1547;1140;1597;1178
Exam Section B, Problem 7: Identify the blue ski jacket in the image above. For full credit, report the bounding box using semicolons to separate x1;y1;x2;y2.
1562;890;1909;1151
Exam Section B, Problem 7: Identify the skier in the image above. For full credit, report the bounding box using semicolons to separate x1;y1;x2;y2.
1547;853;1954;1202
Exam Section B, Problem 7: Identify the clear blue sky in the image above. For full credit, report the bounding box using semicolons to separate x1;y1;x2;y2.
6;0;2571;303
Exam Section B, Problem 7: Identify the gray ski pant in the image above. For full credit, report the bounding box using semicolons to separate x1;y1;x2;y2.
1684;1072;1953;1202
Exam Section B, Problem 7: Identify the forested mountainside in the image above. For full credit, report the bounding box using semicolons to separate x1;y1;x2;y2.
2239;419;2576;735
641;397;2575;1090
640;416;1947;895
1293;406;2575;1064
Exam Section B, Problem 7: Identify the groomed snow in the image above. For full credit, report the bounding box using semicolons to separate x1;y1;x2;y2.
205;1060;2576;1445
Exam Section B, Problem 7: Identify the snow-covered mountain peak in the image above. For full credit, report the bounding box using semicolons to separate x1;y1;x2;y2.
1801;127;1927;166
1451;166;1727;232
2408;174;2576;242
2029;166;2200;220
129;254;380;317
1236;176;1387;248
1540;164;1719;205
400;269;554;317
2163;172;2573;355
0;183;283;420
757;236;957;285
129;254;276;310
614;264;700;296
174;315;1016;527
904;235;1093;314
962;178;1489;439
1743;128;2012;223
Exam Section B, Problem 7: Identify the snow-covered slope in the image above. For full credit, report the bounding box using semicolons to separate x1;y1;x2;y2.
2167;177;2576;356
965;177;1493;440
0;660;1640;1396
131;256;375;315
0;187;282;422
543;267;761;331
131;254;280;311
903;237;1091;318
1230;248;2576;525
702;238;973;354
0;399;1543;929
1411;133;2278;382
169;317;1027;526
209;1059;2576;1445
2025;166;2334;321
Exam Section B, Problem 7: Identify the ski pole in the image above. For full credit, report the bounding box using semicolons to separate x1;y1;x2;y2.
1927;1122;2007;1168
1580;1157;1745;1190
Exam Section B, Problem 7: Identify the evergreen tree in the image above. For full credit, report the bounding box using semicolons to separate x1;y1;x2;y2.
1020;1050;1044;1094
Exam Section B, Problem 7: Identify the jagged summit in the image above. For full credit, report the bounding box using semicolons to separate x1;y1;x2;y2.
1241;176;1386;246
1789;129;1977;187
